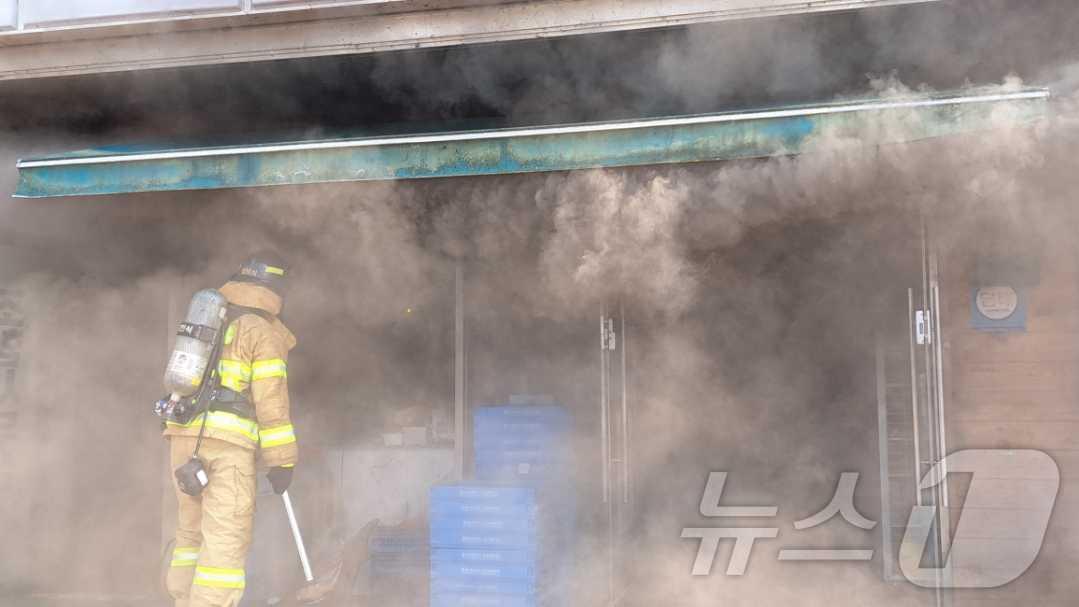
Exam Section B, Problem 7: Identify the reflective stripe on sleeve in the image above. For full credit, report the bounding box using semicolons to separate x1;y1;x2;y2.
166;410;260;443
218;359;252;377
193;566;245;589
219;376;245;392
170;546;200;567
259;424;296;449
218;358;253;392
251;358;287;381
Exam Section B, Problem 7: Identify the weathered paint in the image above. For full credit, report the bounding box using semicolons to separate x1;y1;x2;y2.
13;89;1049;198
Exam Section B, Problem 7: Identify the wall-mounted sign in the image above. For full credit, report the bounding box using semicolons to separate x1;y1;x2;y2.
976;286;1019;319
971;285;1027;332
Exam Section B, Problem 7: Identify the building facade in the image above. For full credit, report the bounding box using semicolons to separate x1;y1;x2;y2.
0;1;1075;606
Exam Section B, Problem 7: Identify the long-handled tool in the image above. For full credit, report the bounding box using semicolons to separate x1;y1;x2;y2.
282;490;314;583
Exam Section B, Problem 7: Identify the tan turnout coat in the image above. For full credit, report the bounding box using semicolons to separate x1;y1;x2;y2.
163;280;298;468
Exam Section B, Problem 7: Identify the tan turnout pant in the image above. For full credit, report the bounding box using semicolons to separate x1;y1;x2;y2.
167;436;257;607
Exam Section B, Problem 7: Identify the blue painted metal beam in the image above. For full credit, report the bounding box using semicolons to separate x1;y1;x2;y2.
14;88;1049;198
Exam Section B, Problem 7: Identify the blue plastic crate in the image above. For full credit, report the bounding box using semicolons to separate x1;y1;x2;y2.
474;463;565;476
472;463;568;481
430;499;537;519
472;421;568;434
472;412;568;426
472;433;566;449
430;515;537;534
474;461;565;483
430;519;538;535
471;431;562;443
472;419;566;430
431;548;537;567
431;484;537;506
431;591;537;607
431;559;537;582
473;410;569;425
430;525;539;550
473;404;570;419
472;427;568;445
473;447;570;464
430;576;536;596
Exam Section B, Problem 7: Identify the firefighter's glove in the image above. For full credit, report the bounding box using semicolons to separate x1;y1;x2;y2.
267;465;293;495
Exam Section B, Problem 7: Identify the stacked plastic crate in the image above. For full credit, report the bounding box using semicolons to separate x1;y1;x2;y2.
430;403;573;607
473;404;571;485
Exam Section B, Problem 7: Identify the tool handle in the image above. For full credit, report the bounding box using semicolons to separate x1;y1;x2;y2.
281;490;314;582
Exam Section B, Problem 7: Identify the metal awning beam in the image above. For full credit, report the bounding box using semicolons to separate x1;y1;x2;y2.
0;0;946;81
13;88;1050;198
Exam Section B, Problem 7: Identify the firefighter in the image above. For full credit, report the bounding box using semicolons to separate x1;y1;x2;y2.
163;252;298;607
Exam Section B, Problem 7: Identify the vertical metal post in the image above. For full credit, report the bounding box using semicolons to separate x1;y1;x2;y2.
920;220;946;607
929;237;953;601
600;305;610;502
907;288;922;507
599;303;615;605
620;301;629;505
875;338;895;580
932;279;950;536
454;261;466;481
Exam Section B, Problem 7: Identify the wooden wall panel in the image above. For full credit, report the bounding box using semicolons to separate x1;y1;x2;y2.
944;240;1078;606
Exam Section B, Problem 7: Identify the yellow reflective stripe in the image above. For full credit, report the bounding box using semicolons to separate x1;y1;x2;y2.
251;358;287;381
203;412;259;442
259;424;296;448
194;566;245;589
170;547;200;567
218;359;252;379
166;411;259;443
218;358;252;392
265;265;285;276
219;375;247;392
224;323;236;345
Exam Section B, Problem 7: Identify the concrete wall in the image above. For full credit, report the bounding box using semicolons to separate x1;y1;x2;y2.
0;0;944;81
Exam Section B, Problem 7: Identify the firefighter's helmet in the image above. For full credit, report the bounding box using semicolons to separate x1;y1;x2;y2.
233;251;289;294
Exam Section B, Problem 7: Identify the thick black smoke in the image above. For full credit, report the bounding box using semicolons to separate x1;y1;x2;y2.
2;1;1079;604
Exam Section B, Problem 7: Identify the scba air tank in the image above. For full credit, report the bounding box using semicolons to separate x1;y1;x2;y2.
163;288;228;400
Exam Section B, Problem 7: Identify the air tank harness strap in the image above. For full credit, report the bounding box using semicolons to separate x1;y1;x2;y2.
227;304;275;323
189;311;231;458
211;387;255;420
190;304;273;457
208;304;273;424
